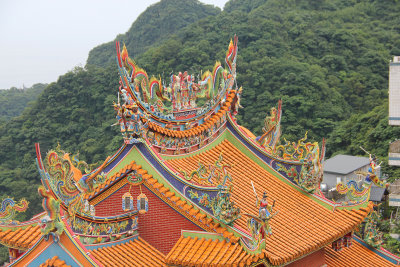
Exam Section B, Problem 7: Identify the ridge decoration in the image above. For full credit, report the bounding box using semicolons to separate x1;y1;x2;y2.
257;100;282;152
0;198;29;224
43;145;109;218
38;186;64;243
242;185;278;253
336;149;388;205
180;152;232;186
186;153;241;225
273;132;325;193
114;36;239;149
355;209;383;248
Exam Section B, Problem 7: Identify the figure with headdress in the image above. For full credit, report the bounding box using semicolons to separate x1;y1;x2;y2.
244;183;278;245
113;102;126;137
366;154;378;183
256;192;276;237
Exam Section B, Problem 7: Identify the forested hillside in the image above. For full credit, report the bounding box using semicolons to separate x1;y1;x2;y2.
0;84;46;123
86;0;220;67
1;0;400;221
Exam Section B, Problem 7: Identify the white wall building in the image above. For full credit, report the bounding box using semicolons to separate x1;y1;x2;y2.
323;154;370;191
389;56;400;125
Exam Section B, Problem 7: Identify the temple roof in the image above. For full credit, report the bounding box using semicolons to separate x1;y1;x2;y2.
90;237;166;266
324;237;398;267
166;235;262;266
165;139;373;265
4;36;390;266
87;156;238;243
0;224;41;250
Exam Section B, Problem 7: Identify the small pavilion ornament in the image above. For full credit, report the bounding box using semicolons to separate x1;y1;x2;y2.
244;181;278;249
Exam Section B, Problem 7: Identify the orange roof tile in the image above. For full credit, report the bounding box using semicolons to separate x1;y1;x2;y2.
166;236;260;266
0;225;41;250
325;241;397;267
90;237;166;266
165;139;372;265
85;152;238;243
147;90;235;138
39;256;71;267
85;162;139;200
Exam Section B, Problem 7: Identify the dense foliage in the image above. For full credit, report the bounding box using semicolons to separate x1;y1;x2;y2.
87;0;220;67
0;66;123;218
136;0;400;146
0;1;400;261
0;84;46;123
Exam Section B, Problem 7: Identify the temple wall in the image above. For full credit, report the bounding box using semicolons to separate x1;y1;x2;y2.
94;182;202;255
94;183;131;217
137;186;203;255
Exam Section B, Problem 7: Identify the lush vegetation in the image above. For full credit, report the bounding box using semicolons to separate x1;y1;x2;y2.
1;0;400;261
0;84;46;123
87;0;220;67
1;0;400;217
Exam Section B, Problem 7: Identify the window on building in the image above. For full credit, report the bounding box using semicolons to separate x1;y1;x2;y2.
122;192;133;211
336;177;342;184
125;197;131;210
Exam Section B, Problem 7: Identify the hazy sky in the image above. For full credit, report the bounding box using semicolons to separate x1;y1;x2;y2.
0;0;228;89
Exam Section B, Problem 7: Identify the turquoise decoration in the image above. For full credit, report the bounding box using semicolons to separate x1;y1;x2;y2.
212;185;241;225
188;190;213;209
180;153;232;186
275;163;298;180
188;186;240;225
356;210;383;248
0;198;29;223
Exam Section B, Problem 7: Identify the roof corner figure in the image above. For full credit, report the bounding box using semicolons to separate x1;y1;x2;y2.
243;181;278;251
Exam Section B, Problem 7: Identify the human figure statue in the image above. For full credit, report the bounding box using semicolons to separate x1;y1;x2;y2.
365;154;378;183
257;192;275;220
126;103;145;136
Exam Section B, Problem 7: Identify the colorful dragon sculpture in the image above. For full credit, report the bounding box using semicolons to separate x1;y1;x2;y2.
44;145;109;218
336;152;388;205
179;152;232;186
38;186;64;242
0;198;28;223
115;36;238;120
274;133;325;193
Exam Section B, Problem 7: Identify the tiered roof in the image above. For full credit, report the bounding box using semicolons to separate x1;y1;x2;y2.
0;37;397;267
0;224;41;250
164;135;373;265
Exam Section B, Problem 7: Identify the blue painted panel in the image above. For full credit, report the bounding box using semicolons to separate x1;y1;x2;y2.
27;241;83;267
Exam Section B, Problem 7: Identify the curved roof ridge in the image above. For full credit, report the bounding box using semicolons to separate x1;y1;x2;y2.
226;114;371;210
